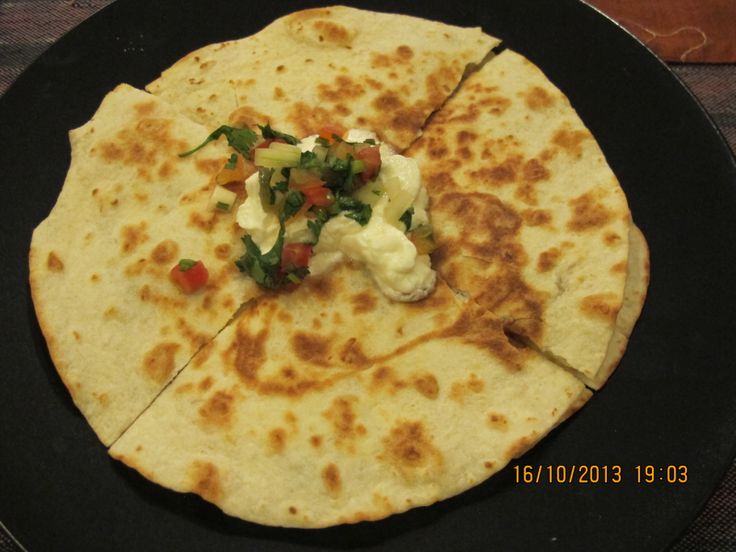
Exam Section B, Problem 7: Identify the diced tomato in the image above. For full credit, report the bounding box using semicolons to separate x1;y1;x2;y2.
170;259;209;294
280;243;313;271
355;145;381;182
318;123;347;143
301;185;333;207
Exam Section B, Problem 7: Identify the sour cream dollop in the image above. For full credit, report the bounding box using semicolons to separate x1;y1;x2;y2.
236;130;436;302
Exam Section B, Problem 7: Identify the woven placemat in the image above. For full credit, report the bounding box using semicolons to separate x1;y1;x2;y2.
588;0;736;62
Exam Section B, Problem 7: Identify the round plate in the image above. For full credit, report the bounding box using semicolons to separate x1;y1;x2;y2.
2;0;735;550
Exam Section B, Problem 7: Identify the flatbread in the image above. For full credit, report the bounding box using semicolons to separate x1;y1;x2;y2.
110;264;590;527
29;7;649;529
146;6;499;150
593;224;649;388
29;8;500;445
29;84;261;445
405;49;637;387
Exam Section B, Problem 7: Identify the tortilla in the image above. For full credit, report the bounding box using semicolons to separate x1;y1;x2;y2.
110;264;590;527
28;84;262;445
29;8;499;445
593;224;649;388
29;6;649;529
146;6;499;150
405;49;643;387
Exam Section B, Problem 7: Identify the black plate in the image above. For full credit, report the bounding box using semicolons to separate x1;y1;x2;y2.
1;0;735;550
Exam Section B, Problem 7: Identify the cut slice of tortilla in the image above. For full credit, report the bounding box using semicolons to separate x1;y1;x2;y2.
405;49;644;388
146;6;499;150
592;224;649;388
29;84;263;445
110;263;590;528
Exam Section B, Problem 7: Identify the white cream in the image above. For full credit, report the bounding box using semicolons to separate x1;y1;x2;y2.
237;172;280;249
236;130;436;301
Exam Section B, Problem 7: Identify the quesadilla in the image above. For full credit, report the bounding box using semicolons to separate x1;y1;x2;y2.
28;84;264;445
405;49;646;388
110;264;590;527
29;8;499;445
29;5;648;529
146;6;499;150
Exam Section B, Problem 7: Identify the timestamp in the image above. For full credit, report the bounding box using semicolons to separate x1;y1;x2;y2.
635;464;688;484
512;464;689;484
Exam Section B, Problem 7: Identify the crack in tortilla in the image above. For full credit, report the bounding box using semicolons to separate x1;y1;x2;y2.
401;42;506;154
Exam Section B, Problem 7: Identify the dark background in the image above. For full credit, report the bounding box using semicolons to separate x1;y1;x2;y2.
1;1;735;550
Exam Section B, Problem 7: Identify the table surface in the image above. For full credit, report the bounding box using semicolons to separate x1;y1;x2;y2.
1;1;734;551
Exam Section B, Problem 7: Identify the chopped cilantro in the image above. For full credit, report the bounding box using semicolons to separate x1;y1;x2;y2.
336;195;361;211
215;201;230;211
322;155;358;193
258;167;274;187
271;179;289;194
307;209;332;243
299;150;323;170
363;138;377;145
344;203;372;226
178;258;197;271
258;124;299;145
399;207;414;231
282;191;305;220
258;168;276;205
235;224;285;289
224;153;238;170
337;195;372;226
179;125;257;158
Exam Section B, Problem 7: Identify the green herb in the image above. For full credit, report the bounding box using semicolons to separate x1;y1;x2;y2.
258;167;274;188
344;203;372;225
258;124;299;145
337;195;372;226
399;207;414;231
344;157;359;194
299;150;323;170
179;125;257;158
256;167;275;205
336;195;362;211
215;201;230;211
372;189;382;196
178;258;197;271
307;209;332;243
224;153;238;170
272;179;289;194
322;155;357;193
315;136;330;148
334;135;376;146
235;214;312;289
235;224;285;289
282;191;305;220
